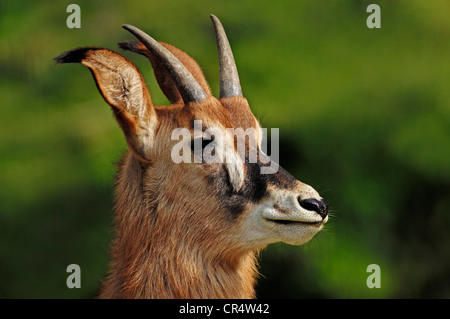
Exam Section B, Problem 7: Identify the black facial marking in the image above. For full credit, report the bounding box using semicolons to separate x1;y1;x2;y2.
244;162;269;202
206;162;267;218
265;165;298;189
206;157;298;219
190;136;215;153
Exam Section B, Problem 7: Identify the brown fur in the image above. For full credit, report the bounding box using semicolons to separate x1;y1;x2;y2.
99;153;259;298
55;23;326;299
75;47;263;298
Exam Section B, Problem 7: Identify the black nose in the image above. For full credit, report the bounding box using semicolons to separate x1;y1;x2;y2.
298;198;328;219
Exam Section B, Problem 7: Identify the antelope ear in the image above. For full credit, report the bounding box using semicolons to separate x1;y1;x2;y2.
55;47;157;161
118;40;212;104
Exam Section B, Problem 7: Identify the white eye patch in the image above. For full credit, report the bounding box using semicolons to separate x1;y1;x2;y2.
185;122;246;192
225;150;245;192
223;129;245;192
202;125;245;192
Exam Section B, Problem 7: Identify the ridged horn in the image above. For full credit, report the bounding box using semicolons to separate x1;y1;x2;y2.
210;14;243;98
122;24;207;104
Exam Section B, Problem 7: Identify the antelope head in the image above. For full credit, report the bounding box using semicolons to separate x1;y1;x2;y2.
55;15;328;297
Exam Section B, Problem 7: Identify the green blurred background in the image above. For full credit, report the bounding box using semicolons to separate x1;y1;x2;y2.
1;0;449;298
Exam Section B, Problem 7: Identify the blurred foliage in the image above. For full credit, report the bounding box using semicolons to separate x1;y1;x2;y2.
0;0;449;298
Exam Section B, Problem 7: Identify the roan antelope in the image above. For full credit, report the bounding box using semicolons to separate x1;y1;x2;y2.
55;15;328;299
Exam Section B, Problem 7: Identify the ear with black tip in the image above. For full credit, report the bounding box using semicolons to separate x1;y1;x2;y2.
55;47;157;161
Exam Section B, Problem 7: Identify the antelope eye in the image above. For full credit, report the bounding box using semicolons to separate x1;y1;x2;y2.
190;136;215;152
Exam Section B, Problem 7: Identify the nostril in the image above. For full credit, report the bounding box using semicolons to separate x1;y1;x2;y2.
298;198;328;219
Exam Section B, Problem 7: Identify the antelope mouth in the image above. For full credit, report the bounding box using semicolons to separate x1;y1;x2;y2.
265;218;324;227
